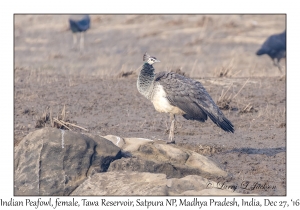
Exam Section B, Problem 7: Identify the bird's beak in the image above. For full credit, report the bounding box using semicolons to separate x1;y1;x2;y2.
156;60;160;62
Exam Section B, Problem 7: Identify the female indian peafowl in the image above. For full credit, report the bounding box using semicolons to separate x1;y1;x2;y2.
137;52;234;144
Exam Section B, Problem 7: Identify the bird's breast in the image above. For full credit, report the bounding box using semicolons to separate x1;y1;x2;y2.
151;84;185;115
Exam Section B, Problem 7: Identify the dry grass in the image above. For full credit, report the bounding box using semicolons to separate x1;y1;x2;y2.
35;105;88;131
14;14;285;78
214;58;235;77
172;67;190;77
217;78;252;113
217;83;234;110
117;70;137;78
14;15;286;151
239;103;257;114
255;105;286;128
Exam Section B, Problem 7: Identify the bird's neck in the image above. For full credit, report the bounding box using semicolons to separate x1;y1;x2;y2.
137;63;155;99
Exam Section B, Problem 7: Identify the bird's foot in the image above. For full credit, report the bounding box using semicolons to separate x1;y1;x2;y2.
167;140;175;144
167;137;175;144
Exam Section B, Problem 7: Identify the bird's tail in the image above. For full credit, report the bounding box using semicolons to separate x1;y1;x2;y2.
205;111;235;133
256;48;266;56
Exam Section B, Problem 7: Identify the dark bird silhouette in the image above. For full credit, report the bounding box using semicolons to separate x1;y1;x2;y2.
69;15;90;51
256;30;286;72
137;53;234;144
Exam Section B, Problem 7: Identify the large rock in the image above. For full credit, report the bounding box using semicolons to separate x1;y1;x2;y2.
108;157;210;179
103;136;228;179
166;175;241;195
14;128;121;196
71;171;241;196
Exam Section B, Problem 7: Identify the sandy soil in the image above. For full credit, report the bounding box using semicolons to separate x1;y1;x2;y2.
14;14;286;195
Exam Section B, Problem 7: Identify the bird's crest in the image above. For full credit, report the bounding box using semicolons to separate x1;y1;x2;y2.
143;52;160;65
143;52;151;61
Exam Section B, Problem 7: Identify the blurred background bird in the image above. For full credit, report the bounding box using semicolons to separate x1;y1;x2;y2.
256;30;286;72
69;15;90;51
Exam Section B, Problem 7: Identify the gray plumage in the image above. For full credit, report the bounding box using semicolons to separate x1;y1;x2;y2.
256;30;286;72
156;72;234;132
136;54;157;99
137;53;234;144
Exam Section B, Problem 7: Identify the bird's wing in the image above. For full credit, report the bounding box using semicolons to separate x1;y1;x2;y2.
69;15;90;32
155;72;234;132
262;32;286;52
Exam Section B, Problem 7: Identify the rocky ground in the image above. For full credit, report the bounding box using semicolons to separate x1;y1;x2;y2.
14;14;286;195
15;127;241;196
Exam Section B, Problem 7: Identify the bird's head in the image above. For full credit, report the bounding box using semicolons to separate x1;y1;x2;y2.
143;52;160;65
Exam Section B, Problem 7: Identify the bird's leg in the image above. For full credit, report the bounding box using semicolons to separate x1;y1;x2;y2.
167;114;176;144
273;58;282;72
278;65;283;73
72;33;77;50
80;32;84;52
